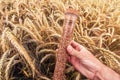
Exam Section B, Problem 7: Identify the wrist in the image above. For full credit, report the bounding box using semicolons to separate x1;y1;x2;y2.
94;64;120;80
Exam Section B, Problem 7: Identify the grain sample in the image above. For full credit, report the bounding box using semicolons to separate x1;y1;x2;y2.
53;8;78;80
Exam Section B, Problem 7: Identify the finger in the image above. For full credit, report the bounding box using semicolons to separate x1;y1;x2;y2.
70;57;94;79
67;56;71;62
70;40;83;51
70;56;81;70
67;45;81;58
70;56;80;65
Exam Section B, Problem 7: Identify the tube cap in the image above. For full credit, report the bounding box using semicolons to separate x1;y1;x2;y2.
65;8;79;16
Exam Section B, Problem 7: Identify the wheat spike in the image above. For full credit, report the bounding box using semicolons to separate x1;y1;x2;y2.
5;54;19;80
5;28;41;77
0;50;10;80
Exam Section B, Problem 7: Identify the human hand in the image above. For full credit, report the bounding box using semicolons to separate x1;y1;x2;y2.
67;40;120;80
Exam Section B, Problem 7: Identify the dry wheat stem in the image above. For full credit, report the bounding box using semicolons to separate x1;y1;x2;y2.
0;50;10;80
5;54;19;80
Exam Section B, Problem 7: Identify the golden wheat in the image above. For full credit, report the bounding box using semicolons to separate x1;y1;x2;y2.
0;0;120;79
5;28;41;77
0;50;10;80
5;54;19;80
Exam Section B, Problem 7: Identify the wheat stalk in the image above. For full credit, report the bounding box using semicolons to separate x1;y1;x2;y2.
0;50;10;80
5;54;19;80
5;28;41;77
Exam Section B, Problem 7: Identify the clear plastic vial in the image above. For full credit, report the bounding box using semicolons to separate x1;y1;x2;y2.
53;8;78;80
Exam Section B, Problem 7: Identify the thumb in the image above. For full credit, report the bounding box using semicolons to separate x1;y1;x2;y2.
67;45;80;58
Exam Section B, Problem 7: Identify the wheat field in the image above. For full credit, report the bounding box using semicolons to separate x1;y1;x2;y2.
0;0;120;80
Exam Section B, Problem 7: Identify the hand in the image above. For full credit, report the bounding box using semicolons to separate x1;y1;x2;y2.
67;40;120;80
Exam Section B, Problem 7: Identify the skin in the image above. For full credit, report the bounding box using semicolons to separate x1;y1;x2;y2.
66;40;120;80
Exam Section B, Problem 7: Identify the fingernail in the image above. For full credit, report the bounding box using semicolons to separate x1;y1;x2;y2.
67;45;74;55
67;45;71;50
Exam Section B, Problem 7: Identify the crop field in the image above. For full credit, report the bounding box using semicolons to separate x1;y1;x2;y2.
0;0;120;80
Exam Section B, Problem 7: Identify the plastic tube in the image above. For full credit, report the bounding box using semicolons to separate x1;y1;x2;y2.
53;8;78;80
